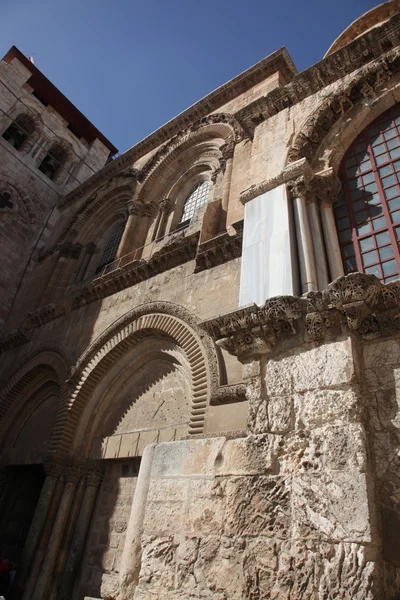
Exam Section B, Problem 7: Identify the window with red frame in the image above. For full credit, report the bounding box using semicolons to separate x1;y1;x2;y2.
335;103;400;283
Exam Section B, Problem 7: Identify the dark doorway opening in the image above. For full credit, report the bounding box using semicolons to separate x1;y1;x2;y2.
0;465;45;567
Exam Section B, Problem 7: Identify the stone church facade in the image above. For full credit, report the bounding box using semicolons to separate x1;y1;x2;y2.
1;2;400;598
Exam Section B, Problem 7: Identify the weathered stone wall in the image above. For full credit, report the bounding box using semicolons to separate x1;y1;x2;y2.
131;336;385;600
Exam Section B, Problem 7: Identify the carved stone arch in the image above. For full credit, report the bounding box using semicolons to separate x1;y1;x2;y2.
135;136;227;212
57;184;133;246
1;102;43;153
138;113;245;187
0;345;69;441
0;175;37;224
51;302;221;454
286;48;400;170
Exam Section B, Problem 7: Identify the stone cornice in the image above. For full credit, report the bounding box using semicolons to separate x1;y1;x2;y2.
194;224;243;272
55;14;399;212
57;49;295;208
236;13;400;138
240;158;314;204
200;273;400;362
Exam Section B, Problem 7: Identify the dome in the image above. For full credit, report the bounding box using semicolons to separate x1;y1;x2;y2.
325;0;400;57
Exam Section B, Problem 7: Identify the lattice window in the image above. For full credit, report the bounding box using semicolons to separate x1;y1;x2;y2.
179;181;210;225
96;223;126;273
335;103;400;283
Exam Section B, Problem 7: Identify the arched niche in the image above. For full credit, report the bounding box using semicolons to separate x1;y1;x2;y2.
50;303;220;456
78;337;194;457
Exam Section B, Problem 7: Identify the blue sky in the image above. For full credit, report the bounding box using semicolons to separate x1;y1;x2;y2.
1;0;380;153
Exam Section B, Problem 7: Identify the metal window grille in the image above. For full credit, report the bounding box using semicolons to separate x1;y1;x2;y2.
335;103;400;284
96;222;125;272
179;181;210;224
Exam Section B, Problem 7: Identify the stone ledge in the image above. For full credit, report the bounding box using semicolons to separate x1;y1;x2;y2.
200;273;400;360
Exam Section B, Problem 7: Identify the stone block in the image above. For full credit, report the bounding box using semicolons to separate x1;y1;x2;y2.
292;470;371;542
215;435;275;476
295;388;360;427
265;338;356;395
151;438;226;478
143;500;184;535
118;432;139;458
224;476;291;538
104;435;121;459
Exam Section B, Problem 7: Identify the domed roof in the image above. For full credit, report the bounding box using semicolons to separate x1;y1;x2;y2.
325;0;400;57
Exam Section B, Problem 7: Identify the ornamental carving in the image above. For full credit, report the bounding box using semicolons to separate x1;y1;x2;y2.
137;113;247;185
286;47;400;165
201;273;400;361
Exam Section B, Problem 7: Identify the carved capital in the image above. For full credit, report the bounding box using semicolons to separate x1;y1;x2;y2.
85;462;105;487
43;453;67;478
63;459;86;483
287;175;312;202
128;201;155;217
201;297;302;361
312;170;342;206
220;141;235;162
159;198;173;212
211;167;222;184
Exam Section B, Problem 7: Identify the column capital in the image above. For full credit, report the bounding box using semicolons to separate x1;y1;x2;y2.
219;141;235;171
128;200;156;217
85;462;105;487
43;453;67;478
312;170;342;206
158;198;173;212
287;175;313;202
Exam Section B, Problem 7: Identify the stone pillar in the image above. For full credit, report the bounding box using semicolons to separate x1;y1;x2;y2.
307;200;329;290
117;201;155;262
152;198;173;241
314;172;344;281
119;444;156;600
31;459;84;600
289;176;318;293
218;142;235;232
56;463;103;600
21;455;65;600
74;242;96;283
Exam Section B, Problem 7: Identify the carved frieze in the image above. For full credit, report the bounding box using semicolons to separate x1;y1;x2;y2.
201;273;400;361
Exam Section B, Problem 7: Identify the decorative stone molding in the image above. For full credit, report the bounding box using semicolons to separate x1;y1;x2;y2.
0;346;69;425
236;15;400;139
43;453;67;478
52;302;220;453
201;273;400;360
210;383;247;405
85;462;105;487
311;169;342;206
0;234;201;353
137;114;247;186
286;45;400;165
127;200;156;217
194;225;243;272
240;158;314;204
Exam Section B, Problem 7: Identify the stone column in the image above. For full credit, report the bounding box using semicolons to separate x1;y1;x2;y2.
116;203;141;260
31;459;84;600
21;455;66;600
119;444;156;600
219;142;235;232
56;463;104;600
152;198;173;241
307;200;329;290
289;176;318;294
74;242;96;283
312;171;344;281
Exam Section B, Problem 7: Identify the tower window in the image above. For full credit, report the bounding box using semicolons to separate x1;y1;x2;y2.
2;114;36;151
335;103;400;283
38;143;68;181
179;181;210;227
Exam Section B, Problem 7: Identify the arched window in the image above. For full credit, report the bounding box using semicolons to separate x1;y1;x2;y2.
179;181;210;228
335;103;400;283
38;142;69;181
2;113;36;151
95;222;126;274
